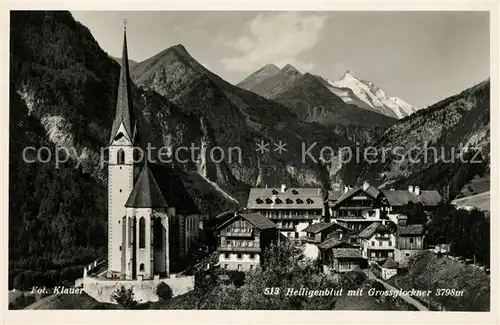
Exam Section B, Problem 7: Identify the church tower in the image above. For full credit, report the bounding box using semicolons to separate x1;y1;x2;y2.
107;23;137;277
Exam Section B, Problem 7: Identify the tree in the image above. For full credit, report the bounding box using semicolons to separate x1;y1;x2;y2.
111;285;137;309
156;282;173;301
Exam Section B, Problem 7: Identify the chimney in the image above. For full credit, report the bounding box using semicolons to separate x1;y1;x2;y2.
281;184;287;192
317;188;321;195
363;181;370;191
415;186;420;195
381;219;386;225
390;187;395;191
344;185;349;194
265;184;268;188
408;185;414;193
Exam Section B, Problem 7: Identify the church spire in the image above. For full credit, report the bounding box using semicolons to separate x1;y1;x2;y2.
110;21;136;144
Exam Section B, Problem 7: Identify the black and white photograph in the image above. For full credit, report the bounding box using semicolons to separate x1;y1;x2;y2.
5;6;495;318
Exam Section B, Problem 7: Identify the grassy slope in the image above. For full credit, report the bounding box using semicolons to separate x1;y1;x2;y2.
388;252;490;311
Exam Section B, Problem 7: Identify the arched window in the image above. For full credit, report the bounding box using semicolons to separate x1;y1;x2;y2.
154;217;163;249
117;149;125;164
139;263;145;272
139;217;146;248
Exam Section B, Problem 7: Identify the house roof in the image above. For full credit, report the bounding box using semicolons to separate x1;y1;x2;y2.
332;248;363;258
398;224;425;235
333;184;381;207
381;257;398;269
218;212;277;231
247;187;324;210
303;222;336;234
125;164;168;208
358;222;389;239
317;238;351;250
381;190;442;207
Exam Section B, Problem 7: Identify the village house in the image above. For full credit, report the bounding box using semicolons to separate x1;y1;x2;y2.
329;248;367;273
395;223;426;266
302;222;350;244
359;221;396;263
379;257;399;280
216;211;279;271
247;185;324;239
380;186;442;223
330;181;384;230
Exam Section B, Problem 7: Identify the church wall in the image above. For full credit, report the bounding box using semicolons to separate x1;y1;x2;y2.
108;137;134;275
134;207;153;279
83;275;194;304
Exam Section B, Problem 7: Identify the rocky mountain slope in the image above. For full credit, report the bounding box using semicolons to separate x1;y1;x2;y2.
130;44;389;190
338;79;490;197
240;65;417;119
236;64;397;127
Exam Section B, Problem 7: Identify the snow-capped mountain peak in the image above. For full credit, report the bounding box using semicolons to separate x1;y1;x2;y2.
326;69;417;119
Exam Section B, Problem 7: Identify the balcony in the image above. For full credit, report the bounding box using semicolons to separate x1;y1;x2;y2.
221;229;254;238
217;246;261;253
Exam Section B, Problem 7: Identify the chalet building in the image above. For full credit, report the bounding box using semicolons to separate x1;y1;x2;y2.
395;224;426;266
247;185;324;239
216;211;278;271
318;237;358;274
331;182;383;230
330;182;442;229
302;222;349;244
380;186;442;222
359;221;396;263
328;248;367;273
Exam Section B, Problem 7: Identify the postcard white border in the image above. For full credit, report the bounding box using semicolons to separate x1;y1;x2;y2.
1;1;498;324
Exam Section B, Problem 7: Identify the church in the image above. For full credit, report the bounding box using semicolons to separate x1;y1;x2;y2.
106;25;200;280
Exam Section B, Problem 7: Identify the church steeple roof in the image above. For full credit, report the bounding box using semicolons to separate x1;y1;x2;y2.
110;23;136;144
125;163;168;208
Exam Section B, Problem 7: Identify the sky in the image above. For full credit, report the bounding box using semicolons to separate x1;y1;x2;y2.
71;11;490;109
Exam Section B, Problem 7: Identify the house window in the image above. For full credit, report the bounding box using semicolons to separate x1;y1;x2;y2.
406;253;410;257
388;252;394;258
249;265;254;271
388;241;392;246
117;149;125;164
295;232;299;238
139;263;145;272
226;240;231;246
249;253;255;259
287;232;292;237
224;253;230;259
237;254;242;259
371;252;376;257
139;217;146;249
410;238;414;243
248;241;254;247
371;241;375;246
224;264;228;269
275;198;282;204
237;264;243;271
379;241;382;246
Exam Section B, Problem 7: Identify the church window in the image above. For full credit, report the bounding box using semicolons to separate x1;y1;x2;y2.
139;217;146;248
154;218;163;249
139;263;145;272
117;149;125;164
